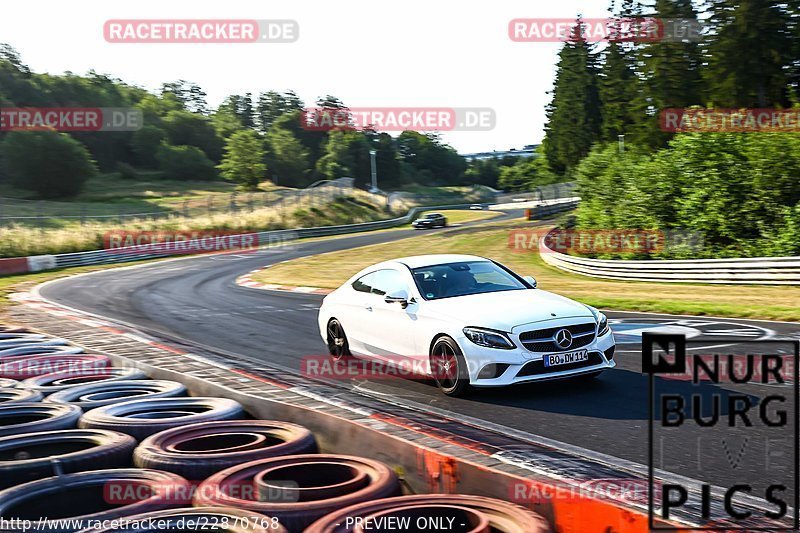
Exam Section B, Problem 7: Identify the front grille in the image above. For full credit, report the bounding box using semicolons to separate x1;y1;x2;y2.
519;322;596;352
516;351;604;377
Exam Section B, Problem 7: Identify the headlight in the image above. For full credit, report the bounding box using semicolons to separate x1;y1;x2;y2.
598;313;610;336
463;327;515;350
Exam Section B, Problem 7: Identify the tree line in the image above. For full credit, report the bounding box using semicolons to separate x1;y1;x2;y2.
0;45;530;198
544;0;800;257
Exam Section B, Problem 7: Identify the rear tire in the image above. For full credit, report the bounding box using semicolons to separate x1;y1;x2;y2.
326;319;351;361
430;336;471;397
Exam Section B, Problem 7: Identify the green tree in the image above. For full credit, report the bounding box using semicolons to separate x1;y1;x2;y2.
599;42;637;143
131;125;167;168
265;126;311;187
1;130;96;198
256;90;303;133
704;0;794;108
543;18;602;172
160;80;208;114
628;0;703;148
316;130;370;183
218;130;267;189
497;152;560;192
396;131;466;185
155;143;217;181
162;110;224;162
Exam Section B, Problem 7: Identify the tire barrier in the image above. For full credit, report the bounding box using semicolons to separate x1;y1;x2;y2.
0;429;136;489
0;326;31;334
0;336;68;349
0;468;192;533
46;380;187;411
0;378;19;388
305;494;551;533
21;367;147;395
0;333;48;343
0;403;82;437
0;353;110;379
0;344;84;358
76;507;288;533
195;454;400;531
134;420;318;480
79;397;246;441
0;387;44;404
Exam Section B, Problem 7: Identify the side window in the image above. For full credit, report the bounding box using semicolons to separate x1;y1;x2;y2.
370;269;408;296
352;272;376;293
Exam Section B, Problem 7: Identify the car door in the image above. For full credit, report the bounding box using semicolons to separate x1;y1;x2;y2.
340;271;378;355
362;268;419;362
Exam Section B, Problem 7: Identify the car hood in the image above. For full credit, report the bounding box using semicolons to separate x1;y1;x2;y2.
421;289;594;332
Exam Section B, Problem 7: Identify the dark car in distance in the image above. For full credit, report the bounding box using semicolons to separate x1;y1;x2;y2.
412;212;447;229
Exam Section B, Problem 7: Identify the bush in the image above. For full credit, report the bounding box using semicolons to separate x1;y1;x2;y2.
156;143;217;181
1;130;96;198
131;126;167;168
574;133;800;258
497;149;562;192
116;162;140;180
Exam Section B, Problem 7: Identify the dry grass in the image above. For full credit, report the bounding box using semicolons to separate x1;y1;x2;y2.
0;192;390;258
254;218;800;322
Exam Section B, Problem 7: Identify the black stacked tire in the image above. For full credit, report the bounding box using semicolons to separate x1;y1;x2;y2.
0;388;44;405
21;367;147;396
134;420;318;479
0;429;136;489
0;469;192;533
75;507;287;533
79;397;245;440
46;380;187;410
0;403;82;437
194;454;400;531
0;378;18;388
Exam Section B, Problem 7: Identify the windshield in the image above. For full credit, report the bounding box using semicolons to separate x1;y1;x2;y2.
411;261;528;300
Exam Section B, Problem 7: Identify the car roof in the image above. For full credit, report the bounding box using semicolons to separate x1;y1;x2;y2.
347;254;491;282
393;254;489;269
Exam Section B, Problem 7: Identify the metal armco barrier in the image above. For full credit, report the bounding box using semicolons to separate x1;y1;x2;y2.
526;199;579;220
539;229;800;285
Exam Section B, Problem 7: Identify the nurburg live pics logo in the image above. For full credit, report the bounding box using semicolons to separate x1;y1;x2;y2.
643;332;800;530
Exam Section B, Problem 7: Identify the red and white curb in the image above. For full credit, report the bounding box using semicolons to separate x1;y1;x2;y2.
236;268;332;295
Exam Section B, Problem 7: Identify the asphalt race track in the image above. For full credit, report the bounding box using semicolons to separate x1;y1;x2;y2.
40;213;800;504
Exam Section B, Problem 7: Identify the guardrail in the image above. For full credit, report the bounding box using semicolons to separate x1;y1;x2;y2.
539;230;800;285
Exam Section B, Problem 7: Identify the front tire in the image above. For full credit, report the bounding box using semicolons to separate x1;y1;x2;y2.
430;336;471;397
326;319;351;361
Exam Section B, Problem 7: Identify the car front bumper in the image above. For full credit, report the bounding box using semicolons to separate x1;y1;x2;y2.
455;329;616;387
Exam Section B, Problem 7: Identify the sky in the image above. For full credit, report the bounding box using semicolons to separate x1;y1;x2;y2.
0;0;614;154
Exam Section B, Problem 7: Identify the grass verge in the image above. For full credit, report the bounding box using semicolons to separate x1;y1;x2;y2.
252;221;800;322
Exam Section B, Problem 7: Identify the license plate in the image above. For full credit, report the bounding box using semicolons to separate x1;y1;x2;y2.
543;349;589;367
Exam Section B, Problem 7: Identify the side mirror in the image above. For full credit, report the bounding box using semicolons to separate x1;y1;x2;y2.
523;275;537;289
385;289;410;308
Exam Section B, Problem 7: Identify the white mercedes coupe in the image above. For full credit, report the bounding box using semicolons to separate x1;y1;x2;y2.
317;254;615;396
